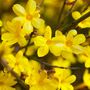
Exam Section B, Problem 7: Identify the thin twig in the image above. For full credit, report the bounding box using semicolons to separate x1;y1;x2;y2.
26;55;80;70
56;0;67;28
58;0;77;29
0;58;29;90
67;0;77;14
34;58;80;70
23;32;33;56
61;11;90;33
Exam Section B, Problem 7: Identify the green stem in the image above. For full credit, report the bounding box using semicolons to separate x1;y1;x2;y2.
61;11;90;33
57;0;67;28
26;55;80;70
60;0;77;26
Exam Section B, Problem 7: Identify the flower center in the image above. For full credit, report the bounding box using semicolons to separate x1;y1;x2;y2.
46;40;54;45
26;14;33;20
66;40;73;47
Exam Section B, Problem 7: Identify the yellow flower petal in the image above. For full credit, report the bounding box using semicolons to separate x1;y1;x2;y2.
4;54;16;68
23;21;33;34
83;70;90;88
34;36;47;46
73;34;86;45
6;21;15;33
12;16;26;25
26;0;36;15
13;4;26;16
67;30;77;38
2;33;17;45
37;45;49;57
52;35;66;43
65;75;76;84
44;26;52;40
16;51;23;58
72;45;84;54
61;84;74;90
78;18;90;28
85;58;90;68
72;11;81;20
55;30;63;37
50;43;64;56
61;51;75;63
32;18;45;29
66;30;77;43
18;37;27;46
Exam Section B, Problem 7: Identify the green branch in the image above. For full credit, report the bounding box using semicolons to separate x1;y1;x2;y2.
61;11;90;33
26;55;80;70
56;0;67;28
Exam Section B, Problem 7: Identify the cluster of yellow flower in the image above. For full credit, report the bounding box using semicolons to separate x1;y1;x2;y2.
0;0;90;90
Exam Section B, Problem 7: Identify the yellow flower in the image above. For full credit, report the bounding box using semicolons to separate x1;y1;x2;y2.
25;60;58;90
34;26;52;57
26;71;58;90
52;56;71;76
0;71;17;90
1;13;15;34
4;51;30;76
72;7;90;28
83;69;90;89
49;30;66;56
12;0;45;34
55;69;76;90
1;20;27;46
52;57;76;90
0;42;12;58
65;30;86;54
79;46;90;68
35;29;85;57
